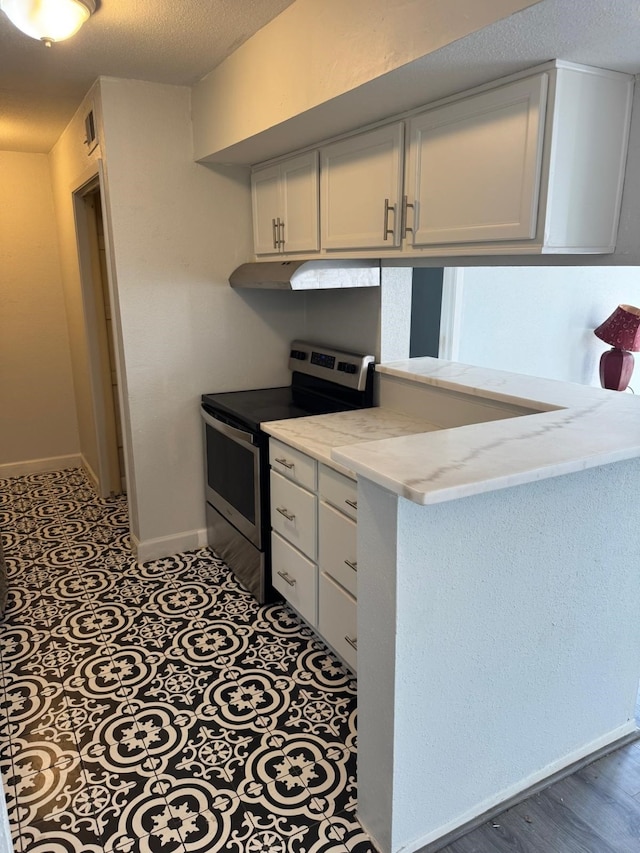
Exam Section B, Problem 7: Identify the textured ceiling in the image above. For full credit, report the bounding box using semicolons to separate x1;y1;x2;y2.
1;0;640;156
0;0;295;153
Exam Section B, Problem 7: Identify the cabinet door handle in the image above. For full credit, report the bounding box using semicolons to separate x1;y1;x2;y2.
345;635;358;651
272;218;278;250
345;498;357;511
383;198;396;242
276;506;295;521
278;219;285;248
344;559;358;572
275;457;295;469
401;195;414;240
277;570;296;587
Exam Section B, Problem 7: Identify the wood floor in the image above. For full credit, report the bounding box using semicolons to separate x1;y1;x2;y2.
440;693;640;853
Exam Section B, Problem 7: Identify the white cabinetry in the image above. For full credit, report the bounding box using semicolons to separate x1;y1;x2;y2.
320;123;404;250
249;61;632;258
268;439;318;625
271;532;317;626
269;437;358;671
318;503;357;597
404;64;633;254
251;151;319;255
318;468;358;671
406;74;547;246
270;470;317;561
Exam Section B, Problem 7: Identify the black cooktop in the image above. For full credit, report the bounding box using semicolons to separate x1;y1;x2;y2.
202;374;369;433
201;386;311;432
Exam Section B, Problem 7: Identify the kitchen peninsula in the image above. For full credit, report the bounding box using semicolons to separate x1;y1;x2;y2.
264;358;640;853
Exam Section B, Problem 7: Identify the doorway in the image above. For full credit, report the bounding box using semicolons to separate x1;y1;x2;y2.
74;180;125;497
410;268;443;357
409;267;463;360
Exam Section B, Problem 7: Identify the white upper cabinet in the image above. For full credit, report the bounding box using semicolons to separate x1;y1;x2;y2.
320;123;404;250
406;74;548;247
404;63;633;255
251;151;319;255
249;61;633;259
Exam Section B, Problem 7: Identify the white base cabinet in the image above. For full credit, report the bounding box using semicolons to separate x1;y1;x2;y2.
270;469;317;561
318;502;357;598
271;532;318;627
319;572;357;672
269;438;358;672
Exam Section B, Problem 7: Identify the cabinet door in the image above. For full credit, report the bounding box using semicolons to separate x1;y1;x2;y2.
319;502;357;598
321;123;404;250
318;465;357;520
251;164;281;255
270;439;317;491
270;470;317;560
406;74;548;246
319;572;357;672
280;151;320;253
272;532;318;626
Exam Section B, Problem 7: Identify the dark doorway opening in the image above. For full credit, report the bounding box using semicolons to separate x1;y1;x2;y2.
410;267;443;358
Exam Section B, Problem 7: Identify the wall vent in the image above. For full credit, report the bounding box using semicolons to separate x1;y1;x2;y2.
84;109;98;153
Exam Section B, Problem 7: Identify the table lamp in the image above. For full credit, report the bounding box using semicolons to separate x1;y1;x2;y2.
594;304;640;391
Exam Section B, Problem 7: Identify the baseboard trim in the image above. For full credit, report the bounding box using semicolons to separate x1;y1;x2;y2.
0;454;82;480
410;725;640;853
132;528;209;564
80;456;100;494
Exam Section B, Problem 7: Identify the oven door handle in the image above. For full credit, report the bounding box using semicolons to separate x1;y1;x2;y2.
201;409;255;446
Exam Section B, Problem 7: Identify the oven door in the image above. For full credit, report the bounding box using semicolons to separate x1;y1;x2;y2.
201;407;262;549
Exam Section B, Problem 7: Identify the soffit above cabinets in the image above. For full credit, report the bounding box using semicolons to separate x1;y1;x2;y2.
196;0;640;166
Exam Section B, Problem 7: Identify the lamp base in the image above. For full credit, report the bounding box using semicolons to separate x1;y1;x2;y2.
599;348;634;391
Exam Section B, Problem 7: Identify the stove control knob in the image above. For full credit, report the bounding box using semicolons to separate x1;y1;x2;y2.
290;349;307;360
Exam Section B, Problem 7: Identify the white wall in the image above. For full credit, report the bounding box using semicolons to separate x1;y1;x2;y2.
453;266;640;386
96;78;382;560
0;151;79;477
192;0;542;163
49;85;104;485
97;79;300;557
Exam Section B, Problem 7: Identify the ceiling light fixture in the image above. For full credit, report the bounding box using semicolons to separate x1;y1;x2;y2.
0;0;95;47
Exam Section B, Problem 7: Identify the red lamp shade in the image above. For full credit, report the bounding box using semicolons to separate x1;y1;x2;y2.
594;304;640;391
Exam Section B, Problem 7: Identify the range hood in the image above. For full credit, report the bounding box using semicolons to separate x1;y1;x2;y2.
229;260;380;290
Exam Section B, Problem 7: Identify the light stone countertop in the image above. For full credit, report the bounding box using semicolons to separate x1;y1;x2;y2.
331;358;640;504
261;407;441;478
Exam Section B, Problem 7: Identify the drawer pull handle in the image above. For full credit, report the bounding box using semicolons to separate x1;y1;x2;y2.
275;457;295;469
277;570;296;587
344;559;358;572
345;499;358;510
276;506;296;521
345;635;358;651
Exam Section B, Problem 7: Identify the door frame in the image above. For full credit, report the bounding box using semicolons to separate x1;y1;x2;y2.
439;267;464;360
72;164;126;498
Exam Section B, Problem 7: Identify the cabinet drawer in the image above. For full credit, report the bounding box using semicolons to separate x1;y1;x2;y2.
270;439;317;491
270;470;317;560
319;572;357;672
271;532;317;626
319;464;357;520
319;501;357;598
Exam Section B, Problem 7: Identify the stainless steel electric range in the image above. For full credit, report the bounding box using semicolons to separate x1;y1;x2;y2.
201;341;375;602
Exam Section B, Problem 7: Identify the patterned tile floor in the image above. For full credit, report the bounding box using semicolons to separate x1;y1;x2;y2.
0;468;374;853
